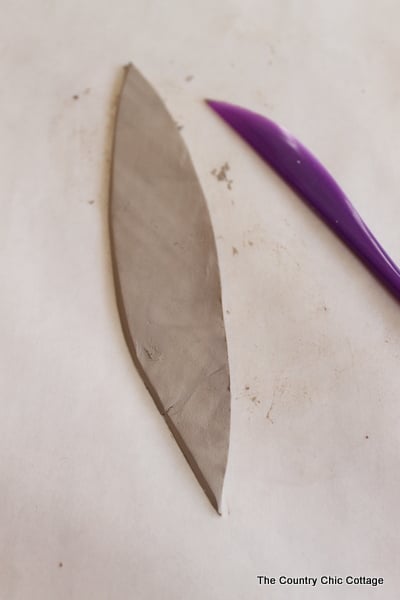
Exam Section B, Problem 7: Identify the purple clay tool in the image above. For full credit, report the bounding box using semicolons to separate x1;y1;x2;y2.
206;99;400;302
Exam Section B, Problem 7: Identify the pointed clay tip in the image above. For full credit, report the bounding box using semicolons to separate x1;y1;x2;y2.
212;484;226;517
216;492;228;517
205;487;223;516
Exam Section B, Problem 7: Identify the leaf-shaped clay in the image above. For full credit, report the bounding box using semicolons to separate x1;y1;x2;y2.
110;66;230;513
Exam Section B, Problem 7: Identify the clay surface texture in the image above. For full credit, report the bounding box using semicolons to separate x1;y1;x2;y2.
110;65;230;512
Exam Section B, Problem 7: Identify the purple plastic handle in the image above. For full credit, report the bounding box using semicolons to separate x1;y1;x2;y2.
207;99;400;302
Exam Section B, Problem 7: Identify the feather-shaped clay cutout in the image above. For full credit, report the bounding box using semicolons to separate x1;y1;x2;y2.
109;66;230;513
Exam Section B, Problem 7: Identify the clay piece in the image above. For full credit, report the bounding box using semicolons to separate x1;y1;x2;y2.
110;65;230;513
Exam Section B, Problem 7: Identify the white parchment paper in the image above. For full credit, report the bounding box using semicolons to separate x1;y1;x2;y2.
1;1;399;598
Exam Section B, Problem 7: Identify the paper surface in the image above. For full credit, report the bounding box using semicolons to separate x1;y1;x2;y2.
1;1;400;598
